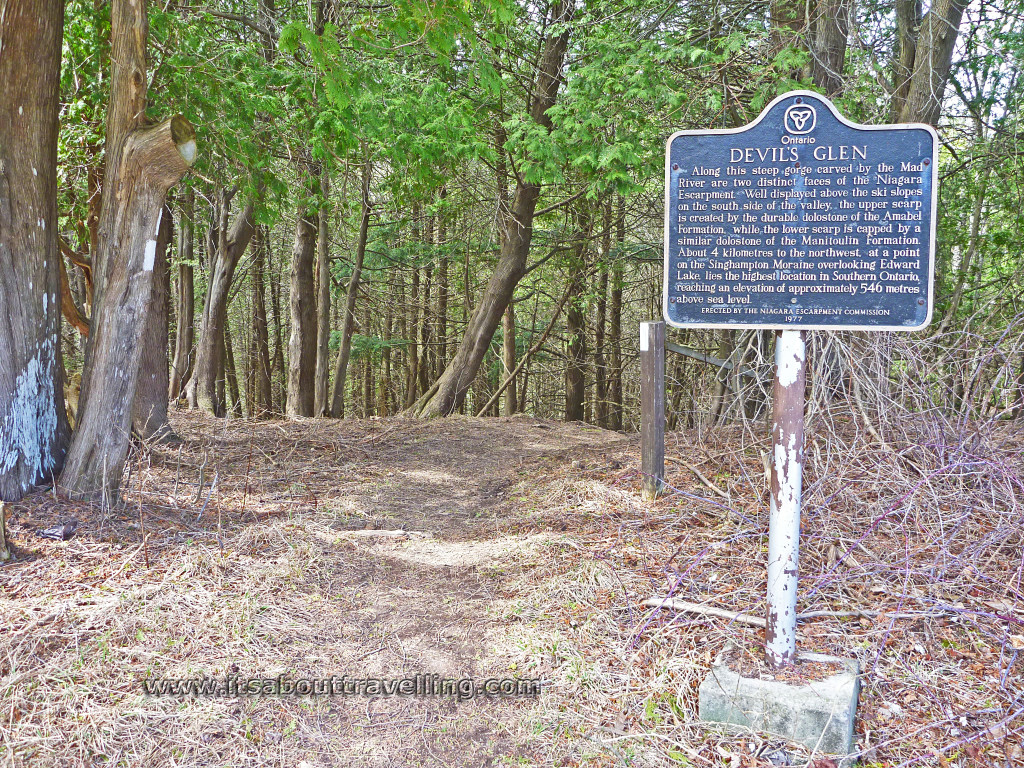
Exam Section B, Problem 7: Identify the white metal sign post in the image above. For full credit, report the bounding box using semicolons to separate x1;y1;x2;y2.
765;329;806;667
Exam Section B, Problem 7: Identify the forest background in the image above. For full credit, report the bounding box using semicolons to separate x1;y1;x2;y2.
1;0;1022;501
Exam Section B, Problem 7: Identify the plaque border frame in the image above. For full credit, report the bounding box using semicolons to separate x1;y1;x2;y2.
662;90;939;331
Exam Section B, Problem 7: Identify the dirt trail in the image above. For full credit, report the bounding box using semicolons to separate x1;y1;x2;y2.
1;414;629;767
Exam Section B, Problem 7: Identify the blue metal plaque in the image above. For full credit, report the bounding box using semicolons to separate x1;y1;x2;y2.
663;91;937;330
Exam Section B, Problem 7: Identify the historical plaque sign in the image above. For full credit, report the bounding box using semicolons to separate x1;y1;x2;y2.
663;91;937;330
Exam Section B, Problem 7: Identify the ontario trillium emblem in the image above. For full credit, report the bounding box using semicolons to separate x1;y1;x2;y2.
784;104;816;134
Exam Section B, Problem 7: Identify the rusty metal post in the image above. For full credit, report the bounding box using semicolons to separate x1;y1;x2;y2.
640;321;665;501
766;329;807;668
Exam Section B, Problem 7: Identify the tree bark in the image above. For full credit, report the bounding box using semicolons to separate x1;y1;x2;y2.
501;304;517;416
810;0;851;95
419;261;432;396
60;116;196;499
608;198;624;431
404;261;421;408
564;227;588;423
330;158;371;417
436;188;448;377
362;298;374;416
892;0;922;121
286;187;318;417
169;188;194;400
224;321;242;417
594;199;612;427
269;230;286;412
410;1;573;417
186;198;256;416
379;305;394;415
896;0;968;126
315;174;332;415
248;225;273;416
59;252;91;337
131;203;176;441
0;0;71;501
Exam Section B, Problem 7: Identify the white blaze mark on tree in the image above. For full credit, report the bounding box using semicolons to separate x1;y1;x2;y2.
0;340;58;487
143;240;157;271
143;208;163;272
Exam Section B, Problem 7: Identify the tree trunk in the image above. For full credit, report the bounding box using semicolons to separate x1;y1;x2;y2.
564;227;588;423
186;197;256;416
362;298;374;416
709;329;737;426
249;225;273;417
379;305;393;415
594;200;610;427
0;0;71;501
330;158;371;417
891;0;922;120
459;244;471;416
58;248;91;337
436;188;448;377
501;304;517;416
286;183;318;417
405;264;421;408
315;174;332;415
169;187;194;400
410;1;573;417
268;228;286;411
224;321;242;417
188;192;221;410
519;297;538;415
60;117;196;499
131;203;176;441
896;0;968;125
607;198;624;431
419;263;432;396
810;0;851;95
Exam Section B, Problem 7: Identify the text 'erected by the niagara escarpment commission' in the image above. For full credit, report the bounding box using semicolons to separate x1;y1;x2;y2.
663;91;937;330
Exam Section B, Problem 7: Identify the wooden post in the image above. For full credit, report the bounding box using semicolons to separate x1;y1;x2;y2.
640;321;665;501
765;329;807;669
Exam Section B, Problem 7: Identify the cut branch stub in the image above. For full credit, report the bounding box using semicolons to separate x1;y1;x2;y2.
125;116;197;192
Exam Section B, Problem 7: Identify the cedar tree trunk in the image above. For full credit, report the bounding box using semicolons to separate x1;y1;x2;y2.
170;187;194;400
0;0;71;501
187;199;256;415
131;202;176;441
329;158;371;417
286;196;318;417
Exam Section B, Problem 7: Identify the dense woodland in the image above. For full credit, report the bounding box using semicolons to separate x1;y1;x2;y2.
1;0;1023;503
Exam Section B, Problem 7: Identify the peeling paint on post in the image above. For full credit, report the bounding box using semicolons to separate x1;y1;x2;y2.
766;329;806;669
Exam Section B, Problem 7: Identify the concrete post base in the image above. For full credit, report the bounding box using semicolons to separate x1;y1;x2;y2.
698;650;860;757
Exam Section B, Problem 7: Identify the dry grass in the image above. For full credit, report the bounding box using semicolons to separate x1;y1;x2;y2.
1;404;1022;767
0;414;620;767
500;411;1024;767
